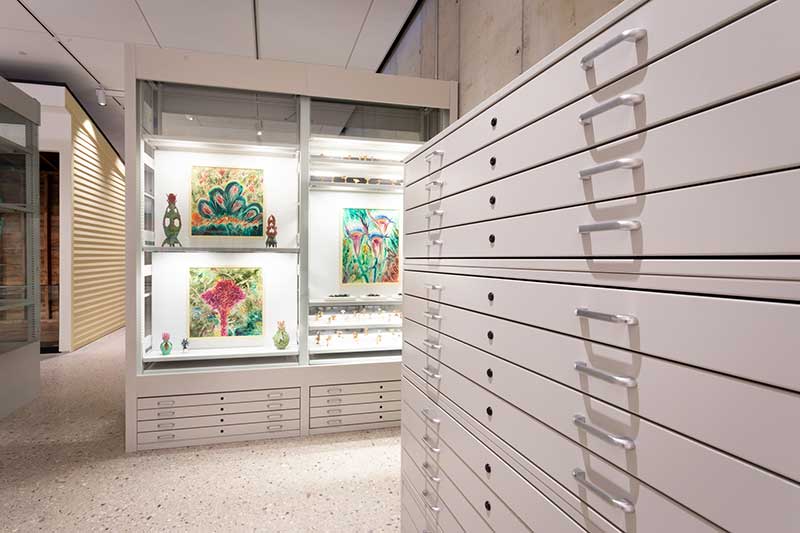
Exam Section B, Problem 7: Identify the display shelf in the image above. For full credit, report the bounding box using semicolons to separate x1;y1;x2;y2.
143;344;300;363
309;354;402;366
309;134;422;160
143;134;298;157
143;246;300;254
308;181;402;194
309;155;403;179
309;296;402;306
308;319;402;331
308;333;403;354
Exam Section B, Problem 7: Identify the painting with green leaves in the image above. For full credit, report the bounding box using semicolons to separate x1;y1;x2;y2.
189;267;263;338
341;208;400;285
190;166;264;237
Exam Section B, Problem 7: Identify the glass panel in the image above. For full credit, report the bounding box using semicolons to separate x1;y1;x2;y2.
144;195;154;232
0;152;27;206
0;211;27;301
311;99;446;142
144;294;152;350
144;165;155;196
0;304;33;353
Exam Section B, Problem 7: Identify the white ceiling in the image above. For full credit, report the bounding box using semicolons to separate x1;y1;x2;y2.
0;0;415;156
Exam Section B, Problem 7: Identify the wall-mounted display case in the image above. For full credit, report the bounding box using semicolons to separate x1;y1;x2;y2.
125;45;455;450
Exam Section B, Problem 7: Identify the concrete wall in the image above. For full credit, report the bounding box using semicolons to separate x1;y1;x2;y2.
382;0;622;116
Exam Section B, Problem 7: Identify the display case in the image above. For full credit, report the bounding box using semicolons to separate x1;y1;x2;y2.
125;45;455;450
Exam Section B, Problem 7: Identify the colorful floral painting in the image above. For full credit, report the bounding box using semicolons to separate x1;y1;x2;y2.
189;267;263;338
341;208;400;285
190;166;264;237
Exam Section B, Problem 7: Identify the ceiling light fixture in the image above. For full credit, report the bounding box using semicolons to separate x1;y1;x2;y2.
96;88;107;107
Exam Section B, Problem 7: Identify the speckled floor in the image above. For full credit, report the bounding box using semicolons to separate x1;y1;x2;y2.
0;329;402;533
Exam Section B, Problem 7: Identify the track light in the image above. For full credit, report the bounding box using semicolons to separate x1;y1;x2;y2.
96;88;107;106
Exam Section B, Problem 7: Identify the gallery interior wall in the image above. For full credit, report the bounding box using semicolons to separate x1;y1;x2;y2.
381;0;623;116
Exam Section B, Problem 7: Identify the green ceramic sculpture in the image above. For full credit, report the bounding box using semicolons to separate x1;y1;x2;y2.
162;193;182;247
160;332;173;355
272;321;290;350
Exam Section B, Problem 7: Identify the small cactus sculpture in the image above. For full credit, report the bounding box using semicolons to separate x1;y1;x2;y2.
160;332;173;355
272;321;290;350
162;193;182;247
265;214;278;248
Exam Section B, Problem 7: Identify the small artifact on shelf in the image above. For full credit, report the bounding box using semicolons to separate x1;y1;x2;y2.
265;214;278;248
161;193;182;247
181;338;189;352
325;335;332;346
315;332;321;345
328;293;350;298
160;332;173;355
366;293;381;298
272;321;290;350
376;334;382;345
315;310;323;320
353;331;359;342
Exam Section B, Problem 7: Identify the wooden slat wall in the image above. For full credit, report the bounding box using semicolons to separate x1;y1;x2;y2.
65;94;126;349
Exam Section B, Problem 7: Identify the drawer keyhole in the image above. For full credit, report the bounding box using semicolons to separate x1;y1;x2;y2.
489;195;496;206
484;501;492;512
486;406;493;416
220;407;225;412
379;395;383;399
379;415;383;419
220;396;224;401
488;234;495;244
487;292;494;302
484;463;492;474
489;156;497;167
490;117;497;128
486;368;493;379
487;331;494;340
379;405;383;409
220;429;225;434
220;418;224;422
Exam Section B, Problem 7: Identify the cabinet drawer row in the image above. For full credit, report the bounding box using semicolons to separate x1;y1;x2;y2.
309;380;400;397
309;410;400;429
403;341;799;533
406;0;766;184
138;408;299;432
403;303;799;480
407;168;800;259
308;390;401;408
403;450;470;533
404;271;800;392
407;1;796;206
406;79;800;235
309;400;400;419
137;419;301;445
138;398;300;421
137;387;300;410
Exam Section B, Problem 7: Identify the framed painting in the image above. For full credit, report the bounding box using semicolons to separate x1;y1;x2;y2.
188;267;263;338
190;166;264;237
340;208;400;285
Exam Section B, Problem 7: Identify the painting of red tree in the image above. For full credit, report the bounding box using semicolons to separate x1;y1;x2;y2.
189;267;263;338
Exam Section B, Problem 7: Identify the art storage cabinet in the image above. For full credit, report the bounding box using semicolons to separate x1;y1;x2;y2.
400;0;800;532
124;46;456;451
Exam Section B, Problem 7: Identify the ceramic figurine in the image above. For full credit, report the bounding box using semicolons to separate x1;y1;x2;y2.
315;332;321;345
352;330;359;341
265;214;278;248
181;338;189;352
316;310;323;320
376;334;382;345
160;332;173;355
272;321;290;349
161;193;182;247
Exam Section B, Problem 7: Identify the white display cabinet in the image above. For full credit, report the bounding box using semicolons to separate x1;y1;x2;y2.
124;45;455;450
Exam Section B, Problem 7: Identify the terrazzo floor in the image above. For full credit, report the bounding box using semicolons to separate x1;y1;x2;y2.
0;329;402;533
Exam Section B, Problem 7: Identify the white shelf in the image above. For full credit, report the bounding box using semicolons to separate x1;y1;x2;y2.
143;344;299;363
310;155;404;179
308;334;402;355
143;246;300;254
309;354;402;365
308;319;402;331
310;296;402;306
143;134;298;157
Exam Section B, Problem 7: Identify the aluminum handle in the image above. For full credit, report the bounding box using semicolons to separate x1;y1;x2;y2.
578;220;640;233
579;158;642;180
266;392;284;398
421;408;441;424
267;424;283;430
326;398;342;405
422;462;442;483
266;403;283;409
424;209;445;218
575;307;638;326
424;149;444;162
266;414;283;420
579;93;643;125
156;400;175;406
421;489;441;513
326;419;342;425
574;362;637;388
421;434;441;454
156;434;175;440
424;179;444;190
573;415;636;450
421;367;442;380
422;340;441;350
572;469;635;513
156;422;175;429
423;283;442;290
580;28;647;70
429;239;444;246
156;411;175;418
326;408;342;415
423;311;442;320
326;387;342;394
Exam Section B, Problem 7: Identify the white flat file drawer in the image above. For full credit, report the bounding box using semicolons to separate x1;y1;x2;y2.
403;480;444;533
404;341;800;533
406;79;800;234
137;388;300;409
403;377;615;533
407;169;800;258
310;420;401;436
310;381;400;397
137;399;301;420
310;401;400;418
404;271;800;392
403;449;485;533
308;390;401;408
404;0;765;185
402;426;531;533
137;419;301;445
403;477;463;533
405;0;799;210
403;310;800;482
310;410;401;429
137;409;300;432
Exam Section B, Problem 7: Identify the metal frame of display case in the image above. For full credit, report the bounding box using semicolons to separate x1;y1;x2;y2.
124;45;455;451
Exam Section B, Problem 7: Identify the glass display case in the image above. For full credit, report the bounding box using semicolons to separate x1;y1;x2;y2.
0;101;39;355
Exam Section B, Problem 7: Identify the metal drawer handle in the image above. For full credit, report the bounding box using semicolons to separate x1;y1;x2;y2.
327;387;342;394
421;435;441;454
573;415;636;450
421;367;442;380
267;424;283;430
422;340;441;350
424;283;442;290
429;239;444;246
574;362;637;388
266;403;283;409
579;93;643;125
326;408;342;415
156;411;175;418
575;307;638;326
577;220;640;233
156;434;175;440
580;28;647;70
423;311;441;320
267;392;284;398
326;398;342;405
424;209;445;219
156;422;175;429
425;179;444;190
421;408;441;425
579;158;642;180
156;400;175;406
424;149;444;162
422;461;442;483
421;489;441;513
327;419;342;425
572;469;635;513
266;413;283;420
